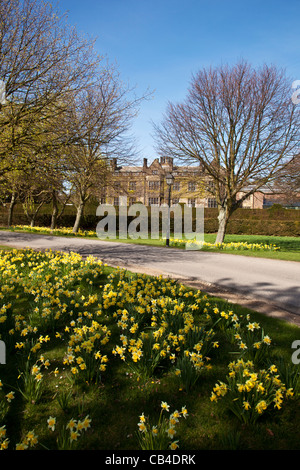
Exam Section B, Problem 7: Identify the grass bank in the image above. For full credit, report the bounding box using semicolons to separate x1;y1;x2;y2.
0;248;300;450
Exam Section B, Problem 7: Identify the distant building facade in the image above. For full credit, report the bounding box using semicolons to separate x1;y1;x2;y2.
100;157;300;210
236;187;300;209
102;157;217;208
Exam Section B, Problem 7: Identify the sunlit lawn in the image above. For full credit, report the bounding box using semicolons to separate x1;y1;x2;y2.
1;248;300;451
105;233;300;261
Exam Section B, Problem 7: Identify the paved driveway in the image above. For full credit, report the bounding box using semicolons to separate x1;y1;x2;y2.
0;230;299;322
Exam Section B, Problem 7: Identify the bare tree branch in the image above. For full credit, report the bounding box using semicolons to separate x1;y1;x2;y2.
0;0;101;175
154;61;300;242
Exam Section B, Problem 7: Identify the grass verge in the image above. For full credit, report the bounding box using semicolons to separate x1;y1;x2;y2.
0;248;300;450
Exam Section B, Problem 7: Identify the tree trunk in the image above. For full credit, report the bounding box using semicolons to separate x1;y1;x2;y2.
50;190;58;231
72;202;85;233
7;192;17;227
215;206;230;244
23;200;44;228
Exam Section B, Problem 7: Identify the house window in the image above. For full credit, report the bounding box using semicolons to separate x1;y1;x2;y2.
188;182;196;191
207;198;217;208
114;197;119;206
172;198;180;205
188;198;196;207
152;170;158;175
149;181;160;190
207;180;215;192
148;197;159;206
129;197;136;205
173;182;180;191
129;181;136;190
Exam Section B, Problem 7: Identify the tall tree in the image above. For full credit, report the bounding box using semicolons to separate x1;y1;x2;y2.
0;0;100;177
154;61;300;243
63;66;147;232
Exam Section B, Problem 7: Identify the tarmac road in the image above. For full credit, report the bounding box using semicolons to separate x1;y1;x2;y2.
0;230;299;324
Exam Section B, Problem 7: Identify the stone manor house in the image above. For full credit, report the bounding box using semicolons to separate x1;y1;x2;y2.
101;156;267;209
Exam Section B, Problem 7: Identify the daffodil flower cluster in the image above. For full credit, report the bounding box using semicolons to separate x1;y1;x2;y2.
0;425;9;450
15;430;38;450
210;359;294;423
0;249;103;448
12;225;97;238
0;379;14;427
108;274;217;381
211;308;272;364
1;424;38;450
137;401;188;450
63;320;110;382
0;248;106;373
170;239;280;251
47;415;92;450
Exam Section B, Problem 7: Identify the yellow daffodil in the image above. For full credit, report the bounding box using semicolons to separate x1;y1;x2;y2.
47;417;56;431
161;401;170;411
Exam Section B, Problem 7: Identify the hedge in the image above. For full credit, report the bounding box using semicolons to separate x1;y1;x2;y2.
0;204;299;236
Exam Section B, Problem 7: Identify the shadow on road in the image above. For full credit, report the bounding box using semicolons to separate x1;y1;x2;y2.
212;277;300;315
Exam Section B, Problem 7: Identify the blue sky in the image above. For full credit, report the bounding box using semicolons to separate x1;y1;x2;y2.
58;0;300;162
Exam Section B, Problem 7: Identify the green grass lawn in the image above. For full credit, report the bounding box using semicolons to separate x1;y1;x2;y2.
0;245;14;251
102;233;300;261
1;248;300;451
205;234;300;262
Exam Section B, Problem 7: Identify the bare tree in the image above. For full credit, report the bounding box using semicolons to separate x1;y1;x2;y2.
63;66;148;232
154;61;300;243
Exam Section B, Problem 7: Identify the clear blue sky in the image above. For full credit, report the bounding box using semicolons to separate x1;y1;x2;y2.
58;0;300;162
